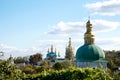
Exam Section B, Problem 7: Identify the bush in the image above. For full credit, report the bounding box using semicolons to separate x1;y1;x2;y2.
22;67;35;74
26;67;113;80
53;62;63;70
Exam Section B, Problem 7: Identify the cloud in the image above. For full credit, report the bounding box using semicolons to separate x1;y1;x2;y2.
0;44;22;53
92;20;119;32
96;37;120;50
46;21;85;36
0;39;82;59
46;20;120;35
85;0;120;16
0;44;41;59
0;37;120;59
30;38;120;58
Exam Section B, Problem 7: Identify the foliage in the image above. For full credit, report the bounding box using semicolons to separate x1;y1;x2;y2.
0;59;114;80
53;62;63;70
112;72;120;80
22;60;51;74
22;67;113;80
105;50;120;70
61;60;75;69
1;50;120;80
14;56;28;64
29;53;42;65
22;65;35;74
40;60;51;71
105;50;120;79
0;60;24;80
34;66;42;73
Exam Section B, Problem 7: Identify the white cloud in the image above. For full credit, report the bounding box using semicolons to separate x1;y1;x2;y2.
0;37;120;59
0;44;22;53
92;20;119;32
28;38;120;58
96;37;120;50
85;0;120;16
0;44;40;59
46;20;120;35
46;21;85;36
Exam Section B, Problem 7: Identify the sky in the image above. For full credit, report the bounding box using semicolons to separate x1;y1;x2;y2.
0;0;120;59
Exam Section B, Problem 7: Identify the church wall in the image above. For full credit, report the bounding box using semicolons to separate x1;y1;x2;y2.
76;62;107;70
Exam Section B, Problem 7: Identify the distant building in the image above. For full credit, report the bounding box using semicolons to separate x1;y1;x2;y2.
65;37;74;61
45;45;61;62
75;20;107;70
45;20;107;70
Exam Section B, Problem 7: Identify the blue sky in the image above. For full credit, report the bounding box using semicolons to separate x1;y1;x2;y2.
0;0;120;59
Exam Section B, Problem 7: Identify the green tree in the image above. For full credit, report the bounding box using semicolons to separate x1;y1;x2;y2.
40;60;51;72
29;53;42;65
22;67;35;74
61;60;75;69
53;62;63;70
26;67;112;80
0;60;24;80
14;56;28;64
105;50;120;70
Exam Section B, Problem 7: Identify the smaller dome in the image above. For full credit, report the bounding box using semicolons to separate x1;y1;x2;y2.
46;45;58;60
46;51;57;59
76;44;105;62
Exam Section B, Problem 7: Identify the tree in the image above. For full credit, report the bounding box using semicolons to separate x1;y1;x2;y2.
40;60;51;71
0;60;23;79
105;50;120;79
22;64;35;74
24;67;112;80
29;53;42;65
105;50;120;69
53;62;63;70
14;56;28;64
61;60;75;69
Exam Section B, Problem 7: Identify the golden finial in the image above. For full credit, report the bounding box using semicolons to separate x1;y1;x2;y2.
84;18;95;45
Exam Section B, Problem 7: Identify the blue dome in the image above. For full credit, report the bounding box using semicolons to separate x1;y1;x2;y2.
46;51;57;60
76;44;105;62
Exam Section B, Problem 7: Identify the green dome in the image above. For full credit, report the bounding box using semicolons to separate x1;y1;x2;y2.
76;44;105;62
46;51;57;59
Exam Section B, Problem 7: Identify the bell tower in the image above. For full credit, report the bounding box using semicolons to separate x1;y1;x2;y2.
84;20;95;45
65;37;74;61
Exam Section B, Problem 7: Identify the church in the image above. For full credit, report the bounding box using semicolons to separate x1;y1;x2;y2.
45;38;74;64
45;19;107;70
75;20;107;70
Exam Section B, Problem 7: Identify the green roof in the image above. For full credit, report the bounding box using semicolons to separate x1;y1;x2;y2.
76;44;106;62
46;51;57;59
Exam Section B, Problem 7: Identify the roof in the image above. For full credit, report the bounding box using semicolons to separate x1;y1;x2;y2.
76;44;107;62
46;51;57;60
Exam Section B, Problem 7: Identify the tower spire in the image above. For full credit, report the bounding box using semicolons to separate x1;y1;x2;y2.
47;48;50;53
84;19;95;45
68;37;72;47
88;16;90;21
51;45;53;52
55;48;57;53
